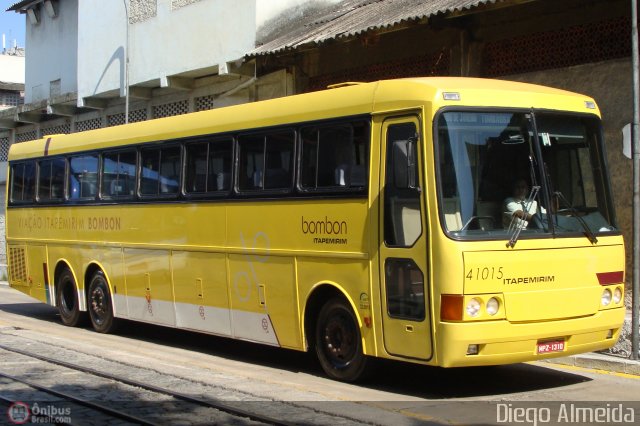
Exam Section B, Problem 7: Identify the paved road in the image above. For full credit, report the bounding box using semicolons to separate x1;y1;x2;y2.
1;284;639;425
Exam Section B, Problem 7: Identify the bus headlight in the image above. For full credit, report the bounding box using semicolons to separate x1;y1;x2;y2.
466;298;481;317
613;287;623;304
486;297;499;316
601;289;612;306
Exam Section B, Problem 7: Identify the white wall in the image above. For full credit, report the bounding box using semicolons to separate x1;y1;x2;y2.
24;0;78;103
0;55;25;84
78;0;256;103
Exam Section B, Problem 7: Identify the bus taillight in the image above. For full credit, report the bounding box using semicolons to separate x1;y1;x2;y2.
596;271;624;285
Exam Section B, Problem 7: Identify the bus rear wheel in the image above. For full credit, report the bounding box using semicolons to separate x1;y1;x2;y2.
315;297;369;382
56;268;83;327
88;270;118;334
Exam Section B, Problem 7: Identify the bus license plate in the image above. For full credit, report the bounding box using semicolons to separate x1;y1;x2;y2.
537;340;565;354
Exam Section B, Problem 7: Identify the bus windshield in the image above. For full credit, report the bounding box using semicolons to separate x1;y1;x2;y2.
436;110;616;240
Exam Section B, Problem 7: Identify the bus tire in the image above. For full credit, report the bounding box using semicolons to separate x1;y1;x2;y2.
56;268;83;327
87;270;119;334
315;297;369;382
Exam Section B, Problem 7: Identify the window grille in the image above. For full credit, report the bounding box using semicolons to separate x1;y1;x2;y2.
42;122;71;136
483;16;630;77
129;0;157;23
77;117;103;132
130;109;147;123
0;91;22;107
195;95;216;112
153;100;189;119
15;130;38;143
0;136;9;161
108;109;147;127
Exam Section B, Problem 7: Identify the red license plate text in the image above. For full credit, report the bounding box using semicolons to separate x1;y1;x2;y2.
537;340;565;354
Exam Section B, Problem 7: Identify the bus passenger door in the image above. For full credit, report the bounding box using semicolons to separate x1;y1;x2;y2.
378;116;432;360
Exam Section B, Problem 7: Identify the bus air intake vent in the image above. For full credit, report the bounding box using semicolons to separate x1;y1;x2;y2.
9;247;27;284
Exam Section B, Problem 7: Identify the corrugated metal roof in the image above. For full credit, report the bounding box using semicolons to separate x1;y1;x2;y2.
6;0;42;12
251;0;509;57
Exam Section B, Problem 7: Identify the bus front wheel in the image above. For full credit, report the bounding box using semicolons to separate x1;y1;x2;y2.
88;270;118;334
56;268;83;327
315;297;369;382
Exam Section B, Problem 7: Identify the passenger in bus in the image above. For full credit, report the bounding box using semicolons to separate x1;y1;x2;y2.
502;178;543;228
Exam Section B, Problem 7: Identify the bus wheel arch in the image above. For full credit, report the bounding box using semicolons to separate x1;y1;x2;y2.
85;264;119;334
54;262;84;327
304;284;369;382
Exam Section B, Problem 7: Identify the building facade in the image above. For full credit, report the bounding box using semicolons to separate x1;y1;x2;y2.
0;50;24;111
0;46;24;276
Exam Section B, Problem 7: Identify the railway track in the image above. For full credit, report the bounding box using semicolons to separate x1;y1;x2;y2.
0;336;362;425
0;371;153;425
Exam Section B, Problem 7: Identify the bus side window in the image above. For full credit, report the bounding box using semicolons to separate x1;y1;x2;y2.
68;155;99;200
159;146;181;195
238;135;263;190
385;259;425;320
140;146;180;197
10;161;36;204
384;123;422;247
185;141;208;193
102;150;137;198
185;138;232;194
140;148;160;195
209;139;232;191
238;131;293;192
37;158;65;202
264;132;294;190
300;120;369;191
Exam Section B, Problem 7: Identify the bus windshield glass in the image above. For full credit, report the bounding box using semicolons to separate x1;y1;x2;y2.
436;110;616;240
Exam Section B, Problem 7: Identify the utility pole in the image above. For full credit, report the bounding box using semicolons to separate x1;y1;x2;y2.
123;0;130;124
632;0;640;360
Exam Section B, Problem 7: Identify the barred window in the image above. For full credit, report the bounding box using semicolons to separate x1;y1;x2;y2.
0;91;21;107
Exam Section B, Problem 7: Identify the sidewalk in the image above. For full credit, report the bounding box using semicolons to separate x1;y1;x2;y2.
544;352;640;376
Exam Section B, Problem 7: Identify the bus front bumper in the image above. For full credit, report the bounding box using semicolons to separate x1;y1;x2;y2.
437;307;625;367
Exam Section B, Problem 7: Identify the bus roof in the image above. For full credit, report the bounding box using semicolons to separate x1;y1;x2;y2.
8;77;599;160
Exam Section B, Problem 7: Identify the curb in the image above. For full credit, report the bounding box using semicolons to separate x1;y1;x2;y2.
543;353;640;376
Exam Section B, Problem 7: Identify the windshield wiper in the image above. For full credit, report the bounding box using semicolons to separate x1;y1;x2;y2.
506;185;540;248
554;191;598;244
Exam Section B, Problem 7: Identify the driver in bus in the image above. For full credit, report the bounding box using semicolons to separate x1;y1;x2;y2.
502;178;544;228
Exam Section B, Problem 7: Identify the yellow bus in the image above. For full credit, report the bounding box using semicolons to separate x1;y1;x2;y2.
5;77;625;381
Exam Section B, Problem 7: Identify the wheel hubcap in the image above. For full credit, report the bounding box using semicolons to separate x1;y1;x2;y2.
91;286;106;325
323;313;356;367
